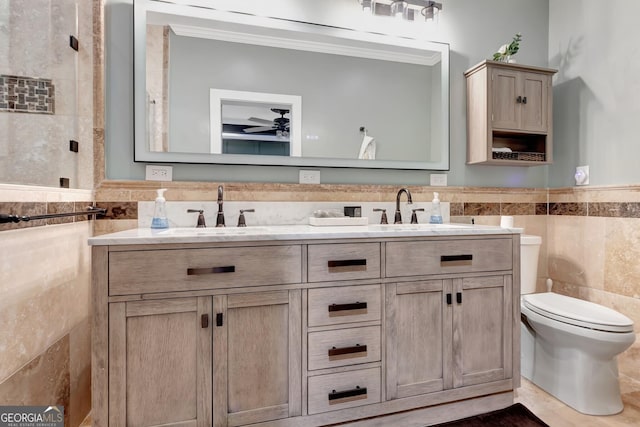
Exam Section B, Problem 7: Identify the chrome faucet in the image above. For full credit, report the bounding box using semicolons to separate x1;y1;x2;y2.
216;185;225;227
394;188;413;224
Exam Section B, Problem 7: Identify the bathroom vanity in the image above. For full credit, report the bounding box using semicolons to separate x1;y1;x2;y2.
90;225;521;426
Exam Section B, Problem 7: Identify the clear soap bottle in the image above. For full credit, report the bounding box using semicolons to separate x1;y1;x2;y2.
429;192;443;224
151;188;169;229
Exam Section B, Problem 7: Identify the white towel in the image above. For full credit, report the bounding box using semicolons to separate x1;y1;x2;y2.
492;147;513;153
358;135;376;160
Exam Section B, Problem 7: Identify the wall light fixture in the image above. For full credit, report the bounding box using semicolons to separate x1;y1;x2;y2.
359;0;443;22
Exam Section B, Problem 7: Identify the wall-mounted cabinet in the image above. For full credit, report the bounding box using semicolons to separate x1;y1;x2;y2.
465;61;557;166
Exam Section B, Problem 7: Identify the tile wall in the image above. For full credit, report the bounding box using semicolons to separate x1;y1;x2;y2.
0;185;94;427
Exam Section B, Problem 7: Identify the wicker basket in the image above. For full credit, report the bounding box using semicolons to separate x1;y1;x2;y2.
492;151;545;162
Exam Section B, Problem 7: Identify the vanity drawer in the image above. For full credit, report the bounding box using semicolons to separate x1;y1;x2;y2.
308;326;381;371
386;238;512;277
307;243;381;282
307;367;381;415
109;245;302;295
308;285;381;327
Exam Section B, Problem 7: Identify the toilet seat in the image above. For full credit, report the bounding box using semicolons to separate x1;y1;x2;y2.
522;293;634;333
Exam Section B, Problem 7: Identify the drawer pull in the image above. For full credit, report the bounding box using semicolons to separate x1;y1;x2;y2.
328;386;367;405
440;254;473;266
327;259;367;272
328;302;368;316
187;266;235;275
201;314;209;328
328;344;367;360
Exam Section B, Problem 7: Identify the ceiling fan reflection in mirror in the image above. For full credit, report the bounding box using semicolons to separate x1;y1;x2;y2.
243;108;290;137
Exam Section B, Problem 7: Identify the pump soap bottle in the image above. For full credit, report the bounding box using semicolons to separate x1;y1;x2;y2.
429;192;443;224
151;188;169;229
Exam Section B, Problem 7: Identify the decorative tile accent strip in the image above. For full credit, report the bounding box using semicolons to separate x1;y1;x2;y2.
0;75;55;114
588;202;640;218
450;202;464;216
535;203;548;215
464;203;500;216
0;201;98;231
95;202;138;220
549;202;587;216
501;203;535;215
0;202;47;231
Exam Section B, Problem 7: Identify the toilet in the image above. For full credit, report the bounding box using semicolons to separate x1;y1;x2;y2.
519;234;636;415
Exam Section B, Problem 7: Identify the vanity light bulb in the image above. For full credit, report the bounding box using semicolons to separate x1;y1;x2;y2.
391;1;407;19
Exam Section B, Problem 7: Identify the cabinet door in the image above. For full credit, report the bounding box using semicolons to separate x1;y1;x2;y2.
385;280;452;400
452;275;512;389
520;72;550;132
109;297;212;427
491;68;520;130
215;290;302;427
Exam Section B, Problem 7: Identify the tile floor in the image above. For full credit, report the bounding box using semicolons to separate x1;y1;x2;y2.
78;376;640;427
516;375;640;426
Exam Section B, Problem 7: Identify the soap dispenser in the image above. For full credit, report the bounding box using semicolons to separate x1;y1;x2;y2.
429;192;443;224
151;188;169;229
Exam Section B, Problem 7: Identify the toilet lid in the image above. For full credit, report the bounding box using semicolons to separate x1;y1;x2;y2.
523;293;634;333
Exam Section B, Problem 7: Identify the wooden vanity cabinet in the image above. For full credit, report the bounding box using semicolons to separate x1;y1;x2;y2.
93;235;519;427
465;60;556;165
385;238;514;401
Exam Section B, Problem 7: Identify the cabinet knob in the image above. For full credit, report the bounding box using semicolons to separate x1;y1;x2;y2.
516;95;522;103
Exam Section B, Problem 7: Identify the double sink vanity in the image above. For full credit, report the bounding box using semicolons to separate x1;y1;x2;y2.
90;222;521;426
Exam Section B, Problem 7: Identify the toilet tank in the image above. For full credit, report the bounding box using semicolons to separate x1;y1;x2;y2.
521;235;541;295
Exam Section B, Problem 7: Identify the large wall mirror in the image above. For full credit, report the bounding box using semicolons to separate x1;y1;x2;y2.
134;0;450;170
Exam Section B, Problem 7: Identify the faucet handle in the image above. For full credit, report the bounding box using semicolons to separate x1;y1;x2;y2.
373;208;388;224
187;209;206;228
410;208;425;224
237;209;255;227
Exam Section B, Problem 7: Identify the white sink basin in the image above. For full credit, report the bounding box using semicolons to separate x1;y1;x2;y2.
368;223;471;231
158;227;268;236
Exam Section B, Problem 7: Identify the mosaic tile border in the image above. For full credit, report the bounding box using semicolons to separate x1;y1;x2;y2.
0;75;55;114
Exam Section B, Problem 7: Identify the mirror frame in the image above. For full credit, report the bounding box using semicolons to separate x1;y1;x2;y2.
133;0;450;170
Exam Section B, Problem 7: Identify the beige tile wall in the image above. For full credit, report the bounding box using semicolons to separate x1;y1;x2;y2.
548;186;640;382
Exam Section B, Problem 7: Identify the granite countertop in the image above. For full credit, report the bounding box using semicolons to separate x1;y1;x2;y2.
88;224;523;246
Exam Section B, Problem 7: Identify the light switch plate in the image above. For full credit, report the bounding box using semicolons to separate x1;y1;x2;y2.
430;173;448;186
299;170;320;184
145;165;173;181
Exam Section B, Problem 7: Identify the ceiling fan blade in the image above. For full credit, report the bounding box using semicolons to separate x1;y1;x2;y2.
248;117;273;125
243;126;274;133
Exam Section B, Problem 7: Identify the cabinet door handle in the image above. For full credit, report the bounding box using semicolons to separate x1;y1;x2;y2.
328;386;367;404
201;314;209;328
456;292;462;304
216;313;223;327
187;266;235;275
440;254;473;266
328;301;367;313
327;259;367;271
328;344;367;358
446;293;452;305
516;95;522;103
522;96;527;104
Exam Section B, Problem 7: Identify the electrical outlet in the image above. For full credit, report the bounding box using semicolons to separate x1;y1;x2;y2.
299;170;320;184
430;173;448;186
145;165;173;181
575;165;589;186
